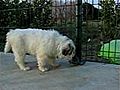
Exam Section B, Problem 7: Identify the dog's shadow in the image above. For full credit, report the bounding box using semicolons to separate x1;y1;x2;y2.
25;60;76;71
25;61;38;70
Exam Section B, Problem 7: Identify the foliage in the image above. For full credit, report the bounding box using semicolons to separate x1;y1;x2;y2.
0;0;53;51
31;0;53;27
0;0;53;28
53;20;76;42
100;0;120;42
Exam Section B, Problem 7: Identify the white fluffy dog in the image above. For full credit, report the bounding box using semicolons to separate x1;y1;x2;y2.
4;29;75;72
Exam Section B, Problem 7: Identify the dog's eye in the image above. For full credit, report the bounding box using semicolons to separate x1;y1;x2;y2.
62;48;69;56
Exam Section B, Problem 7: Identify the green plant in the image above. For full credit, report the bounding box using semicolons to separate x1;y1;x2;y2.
0;0;53;28
100;0;120;42
0;0;54;51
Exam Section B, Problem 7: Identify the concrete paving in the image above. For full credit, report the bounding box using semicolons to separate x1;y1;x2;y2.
0;52;120;90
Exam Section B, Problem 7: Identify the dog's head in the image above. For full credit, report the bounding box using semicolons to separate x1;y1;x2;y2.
58;37;76;60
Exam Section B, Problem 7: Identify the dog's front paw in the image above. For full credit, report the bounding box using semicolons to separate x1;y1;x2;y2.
38;67;49;72
20;66;31;71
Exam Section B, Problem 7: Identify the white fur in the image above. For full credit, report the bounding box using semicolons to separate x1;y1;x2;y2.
4;29;75;72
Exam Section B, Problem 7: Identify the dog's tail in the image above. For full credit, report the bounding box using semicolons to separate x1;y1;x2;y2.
4;41;11;53
4;30;13;53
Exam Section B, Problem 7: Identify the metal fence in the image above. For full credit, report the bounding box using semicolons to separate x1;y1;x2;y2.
80;0;120;64
0;0;120;64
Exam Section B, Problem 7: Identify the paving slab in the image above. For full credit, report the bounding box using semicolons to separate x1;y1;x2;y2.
0;52;120;90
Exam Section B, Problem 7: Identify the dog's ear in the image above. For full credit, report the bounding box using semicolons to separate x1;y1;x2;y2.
68;44;74;55
62;43;74;56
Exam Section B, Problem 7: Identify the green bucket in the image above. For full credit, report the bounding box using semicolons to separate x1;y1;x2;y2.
98;40;120;64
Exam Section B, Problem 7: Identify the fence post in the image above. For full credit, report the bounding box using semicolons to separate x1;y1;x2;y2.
76;0;82;59
69;0;86;65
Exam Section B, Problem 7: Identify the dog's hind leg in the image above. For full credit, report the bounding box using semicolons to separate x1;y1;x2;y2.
14;53;30;71
12;48;30;71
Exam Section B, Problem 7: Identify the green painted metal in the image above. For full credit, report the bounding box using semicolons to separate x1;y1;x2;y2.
98;40;120;64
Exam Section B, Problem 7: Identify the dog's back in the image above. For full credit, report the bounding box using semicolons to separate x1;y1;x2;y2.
4;28;61;55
